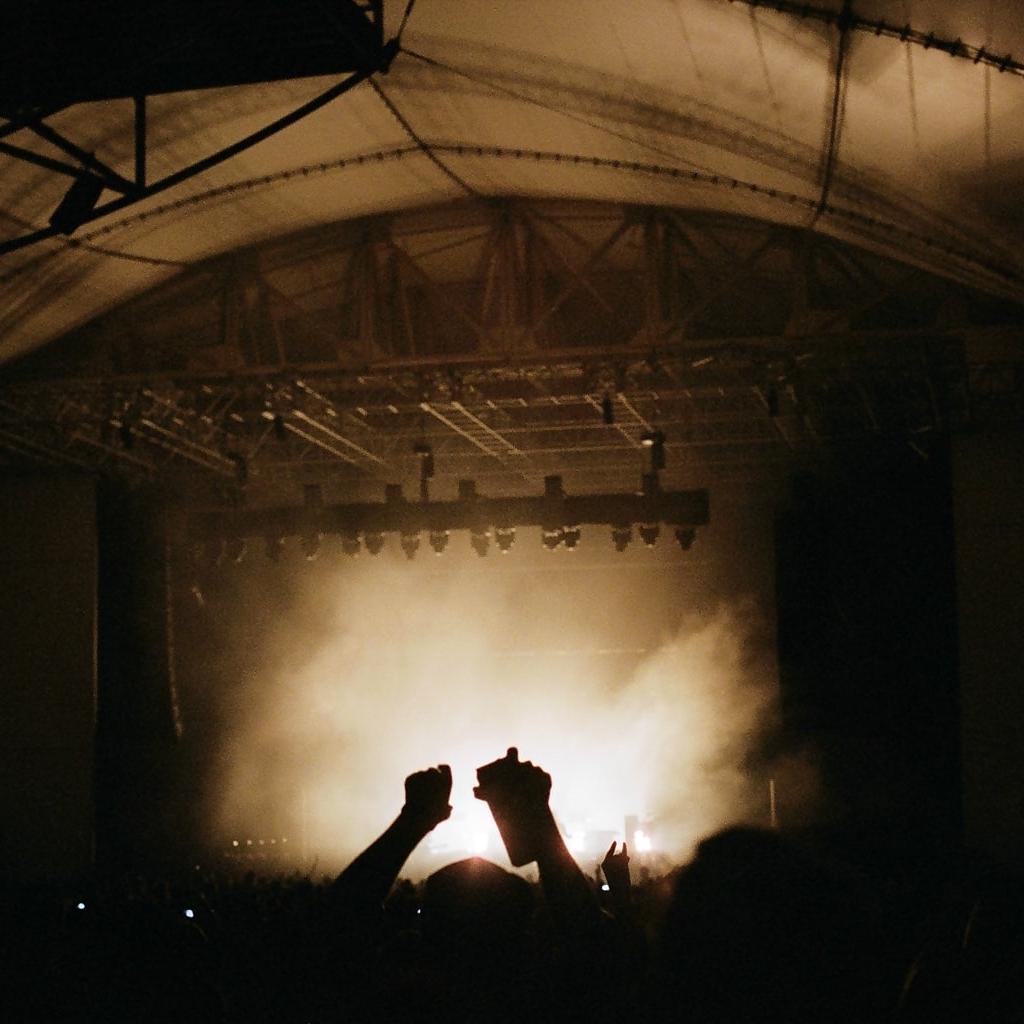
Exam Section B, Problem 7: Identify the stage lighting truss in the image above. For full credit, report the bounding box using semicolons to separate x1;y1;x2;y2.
187;474;708;562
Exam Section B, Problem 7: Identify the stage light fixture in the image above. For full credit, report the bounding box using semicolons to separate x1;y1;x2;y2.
563;526;581;550
471;527;490;557
300;532;321;560
340;531;361;557
364;531;385;556
674;527;696;551
542;528;563;551
494;526;516;554
429;529;449;555
639;523;660;548
265;535;285;562
612;525;632;552
400;532;421;560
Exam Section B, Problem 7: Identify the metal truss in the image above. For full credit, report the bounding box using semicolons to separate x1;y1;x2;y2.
186;472;710;560
0;2;390;256
726;0;1024;79
1;200;1021;503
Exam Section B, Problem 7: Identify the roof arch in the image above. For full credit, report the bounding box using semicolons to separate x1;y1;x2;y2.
1;0;1023;368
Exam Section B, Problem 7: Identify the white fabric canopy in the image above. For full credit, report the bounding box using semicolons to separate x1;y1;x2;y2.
1;0;1022;364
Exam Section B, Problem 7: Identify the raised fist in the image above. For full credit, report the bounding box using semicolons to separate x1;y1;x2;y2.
402;763;453;830
474;747;551;806
474;748;554;866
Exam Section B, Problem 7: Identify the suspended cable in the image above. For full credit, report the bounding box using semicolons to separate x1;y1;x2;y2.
397;0;419;41
811;0;852;223
402;46;717;177
369;78;480;196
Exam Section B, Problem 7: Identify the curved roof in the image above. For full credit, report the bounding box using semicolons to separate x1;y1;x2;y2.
2;0;1023;367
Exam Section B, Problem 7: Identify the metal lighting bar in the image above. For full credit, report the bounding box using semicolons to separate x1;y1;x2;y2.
186;474;709;545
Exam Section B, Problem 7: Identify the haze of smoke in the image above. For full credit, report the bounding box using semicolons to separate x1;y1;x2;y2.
215;555;809;875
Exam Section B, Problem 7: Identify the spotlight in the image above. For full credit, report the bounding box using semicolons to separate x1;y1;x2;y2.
494;526;516;554
400;532;421;560
639;523;660;548
49;172;105;234
542;528;563;551
429;529;449;555
364;531;385;556
225;536;246;564
471;528;490;557
674;527;696;551
265;535;285;562
300;532;321;560
611;525;632;552
563;526;581;550
340;531;361;557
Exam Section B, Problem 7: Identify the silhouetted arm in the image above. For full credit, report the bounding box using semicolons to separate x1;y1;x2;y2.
474;750;598;934
334;764;451;911
601;840;631;917
533;800;600;931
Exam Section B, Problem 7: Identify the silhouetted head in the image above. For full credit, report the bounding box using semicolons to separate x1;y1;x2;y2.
657;827;881;1024
422;857;533;961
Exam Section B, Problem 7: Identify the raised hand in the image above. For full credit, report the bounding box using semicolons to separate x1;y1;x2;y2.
335;763;453;911
601;841;631;901
402;763;453;831
474;748;553;865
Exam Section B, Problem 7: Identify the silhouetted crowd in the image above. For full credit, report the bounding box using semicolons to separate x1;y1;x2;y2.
3;747;1023;1022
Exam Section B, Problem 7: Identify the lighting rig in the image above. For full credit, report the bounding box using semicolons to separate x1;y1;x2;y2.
187;471;709;562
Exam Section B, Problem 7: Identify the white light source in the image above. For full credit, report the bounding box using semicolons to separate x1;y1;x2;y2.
633;829;653;853
76;902;86;911
184;908;195;919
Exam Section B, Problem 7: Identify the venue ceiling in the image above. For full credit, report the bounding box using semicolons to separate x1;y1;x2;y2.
1;1;1022;503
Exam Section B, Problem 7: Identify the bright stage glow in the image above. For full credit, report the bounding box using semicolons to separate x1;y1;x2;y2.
211;531;809;877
